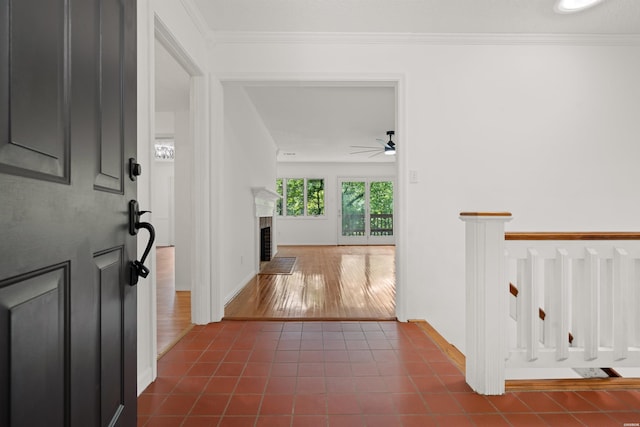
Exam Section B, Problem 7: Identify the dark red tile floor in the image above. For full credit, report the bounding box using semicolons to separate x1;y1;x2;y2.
138;321;640;426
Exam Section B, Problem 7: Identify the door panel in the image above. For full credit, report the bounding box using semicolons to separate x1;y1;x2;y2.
0;0;138;426
96;0;124;192
0;263;68;426
339;180;367;245
95;247;125;426
0;0;69;182
368;180;394;245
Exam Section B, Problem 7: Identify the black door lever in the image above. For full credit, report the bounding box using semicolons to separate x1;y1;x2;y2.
129;200;155;286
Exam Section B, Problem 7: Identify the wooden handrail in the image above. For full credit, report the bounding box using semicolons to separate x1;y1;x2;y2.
460;212;512;217
506;232;640;241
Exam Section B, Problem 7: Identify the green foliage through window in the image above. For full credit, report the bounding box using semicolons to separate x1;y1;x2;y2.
286;179;304;216
307;179;325;216
276;178;283;215
277;178;325;217
369;181;393;215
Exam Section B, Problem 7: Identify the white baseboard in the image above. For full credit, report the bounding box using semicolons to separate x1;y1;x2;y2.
137;366;154;396
225;271;257;304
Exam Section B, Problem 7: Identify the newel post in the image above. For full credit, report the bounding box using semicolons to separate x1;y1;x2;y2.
459;212;513;395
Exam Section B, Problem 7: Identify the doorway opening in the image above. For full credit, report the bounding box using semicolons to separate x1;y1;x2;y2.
153;36;193;356
222;82;400;321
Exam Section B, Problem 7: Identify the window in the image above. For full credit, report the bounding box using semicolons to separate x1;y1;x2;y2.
307;179;324;216
276;178;283;215
154;138;175;161
276;178;325;217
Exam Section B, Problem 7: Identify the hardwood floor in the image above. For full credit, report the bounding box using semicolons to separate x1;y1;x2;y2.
156;246;192;356
224;245;396;320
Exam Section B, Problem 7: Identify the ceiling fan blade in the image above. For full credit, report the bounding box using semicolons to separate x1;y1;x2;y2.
375;139;388;148
350;145;380;149
368;151;384;158
350;149;381;155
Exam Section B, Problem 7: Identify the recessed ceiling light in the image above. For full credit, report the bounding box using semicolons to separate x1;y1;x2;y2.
555;0;605;13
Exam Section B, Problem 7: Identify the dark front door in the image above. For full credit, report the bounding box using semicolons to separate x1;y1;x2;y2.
0;0;138;426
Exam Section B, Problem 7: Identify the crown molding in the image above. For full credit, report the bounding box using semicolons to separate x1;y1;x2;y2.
180;0;215;46
212;31;640;46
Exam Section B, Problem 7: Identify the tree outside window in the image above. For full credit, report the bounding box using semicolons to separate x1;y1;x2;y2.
277;178;325;217
286;178;305;216
306;179;325;216
276;178;283;215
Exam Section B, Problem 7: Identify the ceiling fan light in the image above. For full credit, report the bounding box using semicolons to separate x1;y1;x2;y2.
384;147;396;155
554;0;604;13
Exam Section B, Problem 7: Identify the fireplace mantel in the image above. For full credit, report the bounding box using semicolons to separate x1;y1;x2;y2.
252;187;281;217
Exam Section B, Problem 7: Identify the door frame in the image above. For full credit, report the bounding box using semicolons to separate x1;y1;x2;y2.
337;177;396;245
213;73;408;326
137;7;212;390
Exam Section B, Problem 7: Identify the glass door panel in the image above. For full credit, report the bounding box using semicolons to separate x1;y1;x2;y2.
340;181;367;244
369;181;394;243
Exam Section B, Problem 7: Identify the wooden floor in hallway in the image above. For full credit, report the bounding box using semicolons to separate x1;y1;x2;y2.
224;245;396;320
157;246;192;356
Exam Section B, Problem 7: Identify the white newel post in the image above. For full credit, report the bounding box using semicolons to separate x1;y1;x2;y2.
460;212;513;395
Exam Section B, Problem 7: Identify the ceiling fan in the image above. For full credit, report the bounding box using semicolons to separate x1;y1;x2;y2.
350;130;396;157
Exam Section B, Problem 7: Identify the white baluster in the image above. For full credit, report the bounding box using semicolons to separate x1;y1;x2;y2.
516;258;526;348
633;260;640;346
613;248;629;360
584;248;599;361
543;259;554;347
525;248;540;361
508;251;517;321
555;249;570;361
600;258;613;348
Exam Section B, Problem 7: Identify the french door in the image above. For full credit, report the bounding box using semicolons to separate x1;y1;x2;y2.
338;178;395;245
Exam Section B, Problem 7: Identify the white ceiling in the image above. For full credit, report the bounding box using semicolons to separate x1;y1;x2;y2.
194;0;640;35
165;0;639;162
242;85;396;163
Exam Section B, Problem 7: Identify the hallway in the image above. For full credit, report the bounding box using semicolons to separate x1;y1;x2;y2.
137;320;640;427
157;246;192;356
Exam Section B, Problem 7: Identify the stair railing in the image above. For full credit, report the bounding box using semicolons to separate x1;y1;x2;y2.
460;212;640;395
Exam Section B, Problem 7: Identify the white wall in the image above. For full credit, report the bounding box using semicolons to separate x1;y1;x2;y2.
173;111;192;291
277;162;396;245
222;85;278;303
153;112;176;247
211;37;640;353
152;160;175;246
155;111;175;136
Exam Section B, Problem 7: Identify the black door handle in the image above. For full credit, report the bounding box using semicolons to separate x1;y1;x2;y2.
129;200;155;286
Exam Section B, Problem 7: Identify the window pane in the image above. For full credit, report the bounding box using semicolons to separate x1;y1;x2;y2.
306;179;324;216
341;181;365;236
276;178;283;215
369;181;393;236
286;178;304;216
